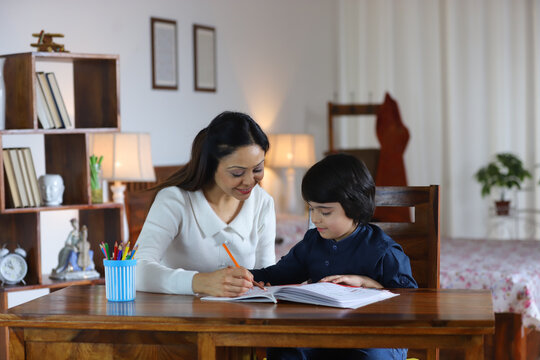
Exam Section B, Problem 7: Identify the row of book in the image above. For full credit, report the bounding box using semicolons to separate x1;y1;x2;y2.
3;148;42;208
35;71;73;129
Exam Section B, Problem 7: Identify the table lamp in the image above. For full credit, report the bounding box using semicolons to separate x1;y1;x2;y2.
90;132;156;241
266;134;315;214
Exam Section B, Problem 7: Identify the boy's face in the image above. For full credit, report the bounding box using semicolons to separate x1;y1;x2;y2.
308;201;357;241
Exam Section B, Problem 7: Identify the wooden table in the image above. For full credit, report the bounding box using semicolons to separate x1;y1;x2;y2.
0;286;494;360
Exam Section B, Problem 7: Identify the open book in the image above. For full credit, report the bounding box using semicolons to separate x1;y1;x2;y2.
201;282;398;309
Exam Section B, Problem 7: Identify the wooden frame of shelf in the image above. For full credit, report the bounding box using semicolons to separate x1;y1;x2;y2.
0;51;123;290
3;52;120;131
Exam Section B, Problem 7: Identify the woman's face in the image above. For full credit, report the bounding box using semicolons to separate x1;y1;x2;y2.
213;144;265;200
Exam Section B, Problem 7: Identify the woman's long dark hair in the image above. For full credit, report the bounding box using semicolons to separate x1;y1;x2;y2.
154;111;269;192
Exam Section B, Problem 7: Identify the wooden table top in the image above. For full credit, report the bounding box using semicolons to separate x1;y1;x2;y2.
0;286;494;336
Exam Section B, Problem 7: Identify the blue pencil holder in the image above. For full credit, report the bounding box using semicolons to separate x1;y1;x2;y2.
104;259;137;302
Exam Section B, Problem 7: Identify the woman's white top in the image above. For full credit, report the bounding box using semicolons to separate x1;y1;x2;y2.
135;185;276;294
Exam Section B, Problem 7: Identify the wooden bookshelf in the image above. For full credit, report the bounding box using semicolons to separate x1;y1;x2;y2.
0;51;123;292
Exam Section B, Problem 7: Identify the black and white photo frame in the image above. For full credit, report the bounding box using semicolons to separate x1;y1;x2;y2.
193;24;216;92
151;17;178;90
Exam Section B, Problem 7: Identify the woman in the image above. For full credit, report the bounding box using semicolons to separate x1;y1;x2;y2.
135;111;276;297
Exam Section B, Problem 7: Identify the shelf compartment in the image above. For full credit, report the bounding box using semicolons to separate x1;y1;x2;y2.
0;212;41;285
44;133;88;205
3;54;34;130
80;207;123;276
1;52;120;131
74;58;119;129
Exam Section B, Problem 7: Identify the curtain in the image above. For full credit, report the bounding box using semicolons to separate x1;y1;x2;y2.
337;0;540;239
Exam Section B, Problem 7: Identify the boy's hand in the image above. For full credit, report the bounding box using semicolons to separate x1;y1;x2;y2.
319;274;383;289
255;280;271;288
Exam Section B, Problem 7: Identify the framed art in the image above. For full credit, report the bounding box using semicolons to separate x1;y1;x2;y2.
151;17;178;90
193;24;216;92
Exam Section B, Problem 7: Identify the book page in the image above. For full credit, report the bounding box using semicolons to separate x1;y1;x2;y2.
274;283;398;309
201;287;278;303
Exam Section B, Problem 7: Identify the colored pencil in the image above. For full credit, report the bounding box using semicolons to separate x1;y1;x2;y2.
222;243;265;290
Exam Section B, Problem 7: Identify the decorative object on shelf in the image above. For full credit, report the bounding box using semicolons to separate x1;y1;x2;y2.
151;17;178;90
266;134;315;214
0;245;28;285
475;152;532;216
90;132;156;241
38;174;64;206
0;56;5;129
50;218;99;280
90;155;104;204
30;30;68;52
193;24;216;92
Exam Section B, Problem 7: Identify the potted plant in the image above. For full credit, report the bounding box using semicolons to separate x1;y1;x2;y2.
474;152;532;215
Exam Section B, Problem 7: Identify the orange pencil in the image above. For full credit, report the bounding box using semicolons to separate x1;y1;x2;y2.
222;243;265;290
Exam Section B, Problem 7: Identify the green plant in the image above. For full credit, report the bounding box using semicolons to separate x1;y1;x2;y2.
474;153;532;201
89;154;103;190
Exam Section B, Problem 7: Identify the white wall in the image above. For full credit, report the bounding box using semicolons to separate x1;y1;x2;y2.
1;0;336;162
0;1;337;275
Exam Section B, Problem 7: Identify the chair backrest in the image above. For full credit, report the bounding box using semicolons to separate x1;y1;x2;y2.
124;165;181;242
372;185;440;288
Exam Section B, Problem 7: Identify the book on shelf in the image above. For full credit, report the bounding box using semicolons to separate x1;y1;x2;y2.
6;149;30;207
201;282;399;309
36;72;63;128
46;72;73;129
34;73;54;129
21;148;42;207
15;148;36;207
2;149;22;208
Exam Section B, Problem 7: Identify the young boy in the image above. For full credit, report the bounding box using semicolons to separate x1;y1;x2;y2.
251;153;417;360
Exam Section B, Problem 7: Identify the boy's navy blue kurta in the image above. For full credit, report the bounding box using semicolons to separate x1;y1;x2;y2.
251;224;417;360
251;224;418;289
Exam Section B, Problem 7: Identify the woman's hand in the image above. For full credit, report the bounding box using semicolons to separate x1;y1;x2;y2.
192;266;254;297
319;274;383;289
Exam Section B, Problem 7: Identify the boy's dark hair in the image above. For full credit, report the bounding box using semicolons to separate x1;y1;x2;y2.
154;111;269;192
301;153;375;225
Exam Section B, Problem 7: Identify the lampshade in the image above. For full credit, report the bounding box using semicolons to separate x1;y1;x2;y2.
90;132;156;182
266;134;315;168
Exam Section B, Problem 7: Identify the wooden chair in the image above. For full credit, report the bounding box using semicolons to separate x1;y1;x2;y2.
124;165;180;242
373;185;440;360
328;93;411;222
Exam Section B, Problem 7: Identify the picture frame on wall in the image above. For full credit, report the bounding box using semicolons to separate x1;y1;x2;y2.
193;24;216;92
151;17;178;90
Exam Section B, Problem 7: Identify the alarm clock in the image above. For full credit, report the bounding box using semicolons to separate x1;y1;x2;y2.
0;246;28;285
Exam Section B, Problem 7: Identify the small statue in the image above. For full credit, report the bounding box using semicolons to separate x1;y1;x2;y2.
50;219;99;280
30;30;68;52
52;218;79;274
77;225;90;270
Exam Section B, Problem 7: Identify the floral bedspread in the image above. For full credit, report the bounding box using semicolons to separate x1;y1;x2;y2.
440;238;540;330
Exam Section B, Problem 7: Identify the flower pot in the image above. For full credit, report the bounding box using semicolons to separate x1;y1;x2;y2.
494;200;510;216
